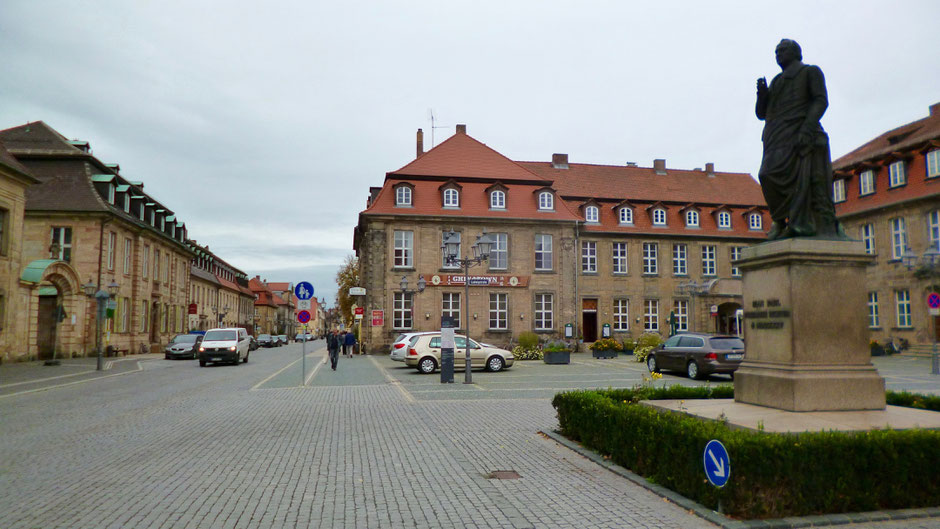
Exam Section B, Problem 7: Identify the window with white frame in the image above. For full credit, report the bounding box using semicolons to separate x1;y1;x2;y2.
585;206;599;223
928;210;940;251
535;234;552;270
889;160;906;187
138;204;145;221
538;192;554;210
685;210;699;227
393;292;413;329
108;184;115;204
123;194;130;213
832;179;845;203
717;211;731;229
142;245;149;278
749;212;763;230
393;230;413;268
490;190;505;209
612;242;628;274
489;293;508;330
51;227;72;261
860;170;875;195
581;241;597;273
396;186;412;206
891;217;907;260
121;297;130;333
140;300;148;332
701;245;717;276
164;253;169;282
652;208;666;226
861;224;875;255
613;299;629;331
730;246;743;276
107;232;116;270
442;292;460;329
150;210;155;226
619;207;633;224
123;238;132;275
675;299;689;331
644;299;659;332
928;150;940;178
489;233;508;270
534;293;553;330
868;292;880;328
443;188;459;207
442;231;461;269
896;289;912;328
643;242;658;275
672;244;687;275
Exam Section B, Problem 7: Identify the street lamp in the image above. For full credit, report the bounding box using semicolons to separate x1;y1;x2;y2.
399;275;427;294
442;229;494;384
901;245;940;374
82;278;119;371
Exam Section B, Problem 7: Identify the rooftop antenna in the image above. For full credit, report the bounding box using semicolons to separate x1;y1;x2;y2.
427;109;448;148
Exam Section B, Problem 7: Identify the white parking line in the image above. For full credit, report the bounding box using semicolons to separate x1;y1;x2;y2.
371;356;416;403
0;369;96;389
0;362;143;399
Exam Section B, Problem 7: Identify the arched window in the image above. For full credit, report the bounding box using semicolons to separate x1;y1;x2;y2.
538;192;554;210
443;188;459;207
717;211;731;228
395;186;412;206
619;207;633;224
749;212;763;230
685;210;699;227
490;190;505;209
653;208;666;226
585;206;599;223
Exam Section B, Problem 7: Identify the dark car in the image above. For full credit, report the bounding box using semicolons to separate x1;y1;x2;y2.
164;334;203;359
276;335;288;346
257;334;274;347
249;336;259;351
646;332;745;380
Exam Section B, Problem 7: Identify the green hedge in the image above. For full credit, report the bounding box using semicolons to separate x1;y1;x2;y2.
552;385;940;519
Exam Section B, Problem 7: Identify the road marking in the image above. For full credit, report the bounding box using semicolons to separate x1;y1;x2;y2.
0;362;143;399
304;351;325;385
371;356;416;403
251;346;326;390
0;369;97;389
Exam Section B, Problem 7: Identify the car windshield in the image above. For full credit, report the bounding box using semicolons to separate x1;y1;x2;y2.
258;334;271;339
204;330;236;341
710;337;744;350
394;334;406;343
171;335;198;343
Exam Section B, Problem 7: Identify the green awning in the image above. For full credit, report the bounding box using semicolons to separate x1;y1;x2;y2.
38;286;58;296
116;184;130;192
20;259;59;284
91;174;115;183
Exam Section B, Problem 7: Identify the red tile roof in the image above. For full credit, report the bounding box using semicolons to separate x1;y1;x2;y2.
834;102;940;170
254;291;278;308
266;282;291;292
216;275;241;293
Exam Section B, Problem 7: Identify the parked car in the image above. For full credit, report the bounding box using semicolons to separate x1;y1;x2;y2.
257;334;274;347
389;331;438;362
646;332;745;380
164;334;202;360
198;328;251;367
276;335;289;346
405;333;514;374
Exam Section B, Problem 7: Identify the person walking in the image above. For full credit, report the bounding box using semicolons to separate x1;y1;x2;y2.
327;330;339;370
344;330;356;358
340;331;348;358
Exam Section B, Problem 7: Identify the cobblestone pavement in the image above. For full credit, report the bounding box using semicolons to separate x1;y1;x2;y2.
0;348;937;528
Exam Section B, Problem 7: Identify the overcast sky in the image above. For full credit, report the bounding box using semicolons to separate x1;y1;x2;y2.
3;1;938;304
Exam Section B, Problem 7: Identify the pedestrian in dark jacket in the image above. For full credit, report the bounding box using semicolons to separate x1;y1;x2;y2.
344;330;357;358
327;330;340;370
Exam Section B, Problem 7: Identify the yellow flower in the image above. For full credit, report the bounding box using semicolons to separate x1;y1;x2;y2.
651;372;663;380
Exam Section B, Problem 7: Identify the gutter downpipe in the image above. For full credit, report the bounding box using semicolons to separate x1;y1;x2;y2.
574;219;580;351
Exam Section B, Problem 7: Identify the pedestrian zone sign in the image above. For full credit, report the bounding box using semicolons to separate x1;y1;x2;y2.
295;282;314;301
703;439;730;488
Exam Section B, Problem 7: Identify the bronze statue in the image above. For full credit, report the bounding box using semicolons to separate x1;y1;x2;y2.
756;39;845;240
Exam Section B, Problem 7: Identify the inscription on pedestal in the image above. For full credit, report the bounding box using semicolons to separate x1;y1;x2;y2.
744;299;790;330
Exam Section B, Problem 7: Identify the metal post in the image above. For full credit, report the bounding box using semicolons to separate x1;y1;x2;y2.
302;327;306;386
464;259;472;384
96;297;104;371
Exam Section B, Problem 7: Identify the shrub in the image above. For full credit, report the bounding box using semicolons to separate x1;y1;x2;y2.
589;338;622;351
511;344;543;360
518;331;539;350
632;332;664;363
552;385;940;519
621;337;636;351
543;340;570;353
887;390;940;411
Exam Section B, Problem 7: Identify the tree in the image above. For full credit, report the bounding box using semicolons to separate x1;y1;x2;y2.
335;255;359;328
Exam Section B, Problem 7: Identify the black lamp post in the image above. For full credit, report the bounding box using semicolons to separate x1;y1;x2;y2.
82;278;120;371
441;230;494;384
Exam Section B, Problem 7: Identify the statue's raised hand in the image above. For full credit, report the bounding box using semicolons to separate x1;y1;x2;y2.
756;77;768;95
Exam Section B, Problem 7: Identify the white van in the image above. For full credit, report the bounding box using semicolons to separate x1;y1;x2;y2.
198;327;251;367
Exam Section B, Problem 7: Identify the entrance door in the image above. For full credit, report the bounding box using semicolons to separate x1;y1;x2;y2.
716;302;742;335
38;296;57;359
582;299;598;342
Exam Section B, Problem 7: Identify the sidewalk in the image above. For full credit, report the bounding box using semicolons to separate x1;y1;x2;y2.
0;353;160;397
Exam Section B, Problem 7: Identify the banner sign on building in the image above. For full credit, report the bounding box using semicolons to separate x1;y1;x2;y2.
372;310;384;326
427;274;529;288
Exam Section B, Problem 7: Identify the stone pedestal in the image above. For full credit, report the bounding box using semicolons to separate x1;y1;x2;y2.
734;239;886;412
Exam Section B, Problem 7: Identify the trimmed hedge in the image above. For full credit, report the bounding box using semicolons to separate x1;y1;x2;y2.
552;385;940;519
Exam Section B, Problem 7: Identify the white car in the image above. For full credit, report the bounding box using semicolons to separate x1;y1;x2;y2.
198;327;251;367
389;331;438;362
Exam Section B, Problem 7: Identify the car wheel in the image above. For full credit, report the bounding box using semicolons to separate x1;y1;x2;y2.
417;357;437;374
687;360;702;380
486;356;505;372
647;355;660;373
199;359;206;367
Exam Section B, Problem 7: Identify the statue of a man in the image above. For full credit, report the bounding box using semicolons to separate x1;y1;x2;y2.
756;39;845;240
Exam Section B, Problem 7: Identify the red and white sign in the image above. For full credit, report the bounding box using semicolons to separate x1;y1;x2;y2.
188;303;198;315
297;310;311;324
372;310;384;326
354;307;365;316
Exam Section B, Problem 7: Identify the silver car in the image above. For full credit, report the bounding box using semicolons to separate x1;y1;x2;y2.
164;334;202;360
405;333;514;374
389;331;437;362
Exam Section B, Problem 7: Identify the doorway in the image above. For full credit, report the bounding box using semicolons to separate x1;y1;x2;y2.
716;302;742;335
582;299;598;342
38;295;58;360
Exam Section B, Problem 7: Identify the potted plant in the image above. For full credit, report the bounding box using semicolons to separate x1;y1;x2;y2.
543;340;571;364
590;338;622;359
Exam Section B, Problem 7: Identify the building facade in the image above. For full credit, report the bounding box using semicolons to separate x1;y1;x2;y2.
355;126;768;353
188;242;256;332
249;276;279;335
833;102;940;347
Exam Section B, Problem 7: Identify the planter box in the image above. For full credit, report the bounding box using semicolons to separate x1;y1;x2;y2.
543;350;571;364
592;349;618;359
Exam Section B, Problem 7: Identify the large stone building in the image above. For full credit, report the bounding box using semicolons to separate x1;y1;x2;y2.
833;102;940;347
354;126;768;353
188;241;256;331
249;276;280;335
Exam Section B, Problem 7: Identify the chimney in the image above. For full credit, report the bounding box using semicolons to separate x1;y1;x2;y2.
416;128;424;158
456;124;467;134
705;162;715;177
625;162;637;167
551;153;569;169
931;102;940;117
653;159;667;175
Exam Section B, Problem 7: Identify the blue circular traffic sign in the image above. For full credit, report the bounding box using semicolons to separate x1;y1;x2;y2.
295;282;314;301
703;439;731;488
928;292;940;309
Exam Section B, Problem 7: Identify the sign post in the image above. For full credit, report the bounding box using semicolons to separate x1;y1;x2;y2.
440;316;456;383
295;282;315;386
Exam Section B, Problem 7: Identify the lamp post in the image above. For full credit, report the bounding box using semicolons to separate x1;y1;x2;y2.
901;245;940;375
441;229;494;384
82;278;120;371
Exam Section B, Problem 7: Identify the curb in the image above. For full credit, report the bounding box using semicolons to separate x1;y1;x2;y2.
540;429;940;528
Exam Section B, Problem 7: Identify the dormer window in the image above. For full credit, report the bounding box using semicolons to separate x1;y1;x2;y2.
833;179;846;203
685;210;699;227
619;207;633;224
717;211;731;229
652;208;667;226
859;170;874;195
150;210;155;226
928;150;940;178
123;194;130;213
749;212;763;230
395;186;412;206
443;188;459;208
889;160;906;187
585;206;599;223
139;205;145;221
538;192;554;210
160;217;165;231
108;184;115;204
490;190;505;209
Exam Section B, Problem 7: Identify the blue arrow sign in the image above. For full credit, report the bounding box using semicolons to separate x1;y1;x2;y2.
703;439;730;488
294;281;314;301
